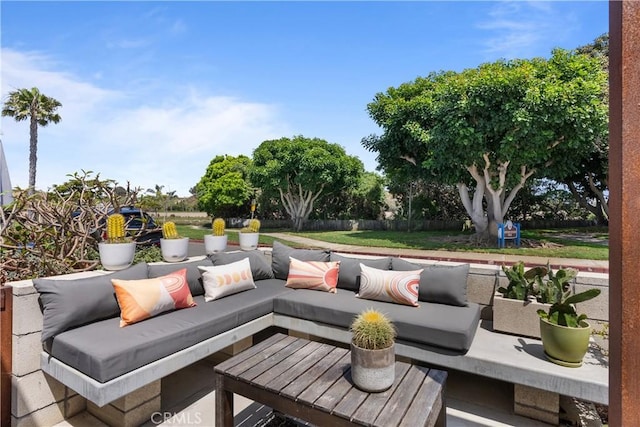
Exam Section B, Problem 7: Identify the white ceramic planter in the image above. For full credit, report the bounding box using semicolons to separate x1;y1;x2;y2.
98;242;136;271
238;233;259;251
160;237;189;262
204;234;228;254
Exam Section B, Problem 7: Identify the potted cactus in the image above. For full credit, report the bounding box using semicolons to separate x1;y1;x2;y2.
160;221;189;262
98;213;136;271
204;218;228;254
537;282;601;367
238;218;260;251
350;309;396;392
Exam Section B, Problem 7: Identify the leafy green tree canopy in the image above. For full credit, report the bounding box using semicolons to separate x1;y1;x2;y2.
195;155;253;217
363;48;608;236
251;135;363;230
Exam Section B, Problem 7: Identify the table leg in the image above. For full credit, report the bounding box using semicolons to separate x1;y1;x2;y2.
215;373;234;427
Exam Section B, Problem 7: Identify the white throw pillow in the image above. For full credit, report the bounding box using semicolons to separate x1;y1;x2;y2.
198;258;256;302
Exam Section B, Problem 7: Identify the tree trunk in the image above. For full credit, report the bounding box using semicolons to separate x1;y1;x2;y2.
29;113;38;193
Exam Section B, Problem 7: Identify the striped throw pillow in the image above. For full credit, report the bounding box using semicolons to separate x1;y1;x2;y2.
357;263;422;307
285;257;340;293
112;268;196;327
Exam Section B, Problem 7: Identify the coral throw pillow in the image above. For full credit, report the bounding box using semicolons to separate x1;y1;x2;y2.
357;264;422;307
198;258;256;302
112;268;196;327
285;257;340;293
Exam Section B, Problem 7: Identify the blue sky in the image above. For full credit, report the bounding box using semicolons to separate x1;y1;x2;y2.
1;1;608;197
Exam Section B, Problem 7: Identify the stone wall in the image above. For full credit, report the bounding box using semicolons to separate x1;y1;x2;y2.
6;257;609;426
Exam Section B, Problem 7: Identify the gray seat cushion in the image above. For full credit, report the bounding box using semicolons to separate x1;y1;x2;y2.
271;241;330;280
391;258;470;307
34;262;149;341
148;258;213;297
329;253;392;292
273;289;481;352
46;279;291;383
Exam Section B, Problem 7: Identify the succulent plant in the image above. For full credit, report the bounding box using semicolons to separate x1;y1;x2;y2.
162;222;181;239
351;309;396;350
241;218;261;233
212;218;225;236
105;213;128;243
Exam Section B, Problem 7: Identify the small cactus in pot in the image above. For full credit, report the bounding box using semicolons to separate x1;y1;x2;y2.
160;221;189;262
106;213;129;243
239;218;260;251
99;213;135;271
350;309;396;392
205;218;228;254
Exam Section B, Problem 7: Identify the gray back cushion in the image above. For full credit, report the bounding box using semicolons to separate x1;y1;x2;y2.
33;262;148;341
329;253;392;292
148;258;213;296
391;258;469;306
209;250;274;281
271;241;330;280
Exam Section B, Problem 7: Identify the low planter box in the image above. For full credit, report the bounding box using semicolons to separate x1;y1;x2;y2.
493;294;550;339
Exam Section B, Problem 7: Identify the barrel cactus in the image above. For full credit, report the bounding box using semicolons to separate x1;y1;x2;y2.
241;218;261;233
162;221;181;239
350;309;396;350
212;218;225;236
106;213;127;243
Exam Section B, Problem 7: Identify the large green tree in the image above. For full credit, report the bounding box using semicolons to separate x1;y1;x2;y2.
195;155;253;217
363;49;608;237
2;87;62;192
251;136;362;230
561;34;609;224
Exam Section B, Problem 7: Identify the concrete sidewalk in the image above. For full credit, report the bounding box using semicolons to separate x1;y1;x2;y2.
263;233;609;273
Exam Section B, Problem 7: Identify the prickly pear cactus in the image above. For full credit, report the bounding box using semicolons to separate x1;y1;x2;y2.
162;221;180;239
106;213;126;243
212;218;225;236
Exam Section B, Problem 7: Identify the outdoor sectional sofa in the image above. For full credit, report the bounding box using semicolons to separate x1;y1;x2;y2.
32;241;481;416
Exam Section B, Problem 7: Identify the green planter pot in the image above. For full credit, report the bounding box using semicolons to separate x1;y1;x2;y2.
539;318;592;368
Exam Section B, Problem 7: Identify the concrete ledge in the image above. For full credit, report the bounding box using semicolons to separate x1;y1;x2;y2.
273;315;608;405
40;314;273;406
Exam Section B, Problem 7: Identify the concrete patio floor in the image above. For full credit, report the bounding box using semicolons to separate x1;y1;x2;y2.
55;356;552;427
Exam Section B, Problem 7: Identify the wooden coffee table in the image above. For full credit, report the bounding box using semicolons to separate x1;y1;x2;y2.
214;333;447;426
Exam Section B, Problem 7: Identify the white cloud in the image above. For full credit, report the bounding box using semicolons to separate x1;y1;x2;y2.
477;1;578;59
1;48;291;196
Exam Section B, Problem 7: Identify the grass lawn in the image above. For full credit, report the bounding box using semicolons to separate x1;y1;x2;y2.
176;225;608;260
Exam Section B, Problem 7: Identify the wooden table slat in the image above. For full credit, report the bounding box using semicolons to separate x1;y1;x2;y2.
373;364;429;427
297;352;351;404
251;340;323;389
352;362;412;425
331;379;372;421
234;337;308;380
280;347;349;400
399;368;447;427
313;360;356;413
213;333;289;373
400;368;447;427
262;342;335;392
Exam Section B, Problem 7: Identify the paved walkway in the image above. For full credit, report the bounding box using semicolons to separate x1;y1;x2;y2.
262;233;609;273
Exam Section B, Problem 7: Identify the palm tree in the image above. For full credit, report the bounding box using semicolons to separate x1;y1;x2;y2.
2;87;62;192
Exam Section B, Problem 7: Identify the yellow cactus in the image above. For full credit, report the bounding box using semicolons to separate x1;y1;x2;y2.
162;221;180;239
106;214;126;243
212;218;225;236
248;218;261;233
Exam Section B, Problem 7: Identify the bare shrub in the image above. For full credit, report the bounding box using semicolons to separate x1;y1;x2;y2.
1;171;140;281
